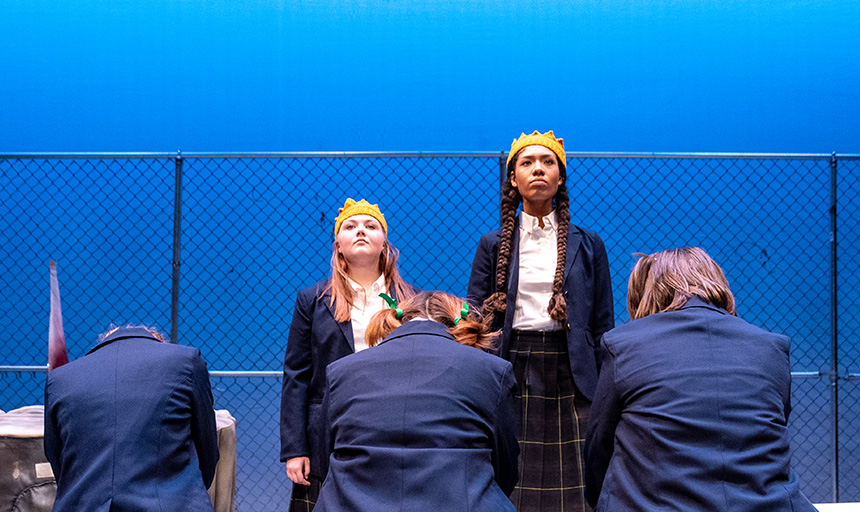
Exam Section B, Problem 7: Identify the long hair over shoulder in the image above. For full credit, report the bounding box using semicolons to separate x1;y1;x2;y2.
627;247;737;320
366;291;499;350
325;237;414;322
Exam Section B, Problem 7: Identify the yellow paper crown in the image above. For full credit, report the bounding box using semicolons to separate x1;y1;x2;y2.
506;130;566;168
334;198;387;235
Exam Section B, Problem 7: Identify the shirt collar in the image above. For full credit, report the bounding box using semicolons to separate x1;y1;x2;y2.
520;209;558;234
347;274;387;295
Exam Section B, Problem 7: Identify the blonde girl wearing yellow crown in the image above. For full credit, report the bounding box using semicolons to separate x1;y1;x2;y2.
467;131;615;512
280;198;415;511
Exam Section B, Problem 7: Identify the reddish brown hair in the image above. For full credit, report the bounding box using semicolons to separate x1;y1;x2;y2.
627;247;737;320
366;291;498;350
482;148;570;326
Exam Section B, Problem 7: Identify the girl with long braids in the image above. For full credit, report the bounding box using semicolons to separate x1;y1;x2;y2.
467;130;615;512
280;198;416;511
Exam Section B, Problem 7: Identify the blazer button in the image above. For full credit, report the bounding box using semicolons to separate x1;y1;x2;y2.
566;323;571;330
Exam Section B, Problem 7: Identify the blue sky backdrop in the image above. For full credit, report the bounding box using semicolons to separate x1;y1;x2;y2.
1;0;858;152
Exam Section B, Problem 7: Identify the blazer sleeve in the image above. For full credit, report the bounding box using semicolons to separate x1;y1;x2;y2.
491;363;520;496
584;337;622;508
319;369;335;480
189;349;219;488
782;335;792;423
590;232;615;341
280;288;315;462
467;233;497;310
43;375;62;477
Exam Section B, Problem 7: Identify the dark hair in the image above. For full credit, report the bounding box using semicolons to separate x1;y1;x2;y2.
482;148;570;326
366;291;498;350
627;247;737;320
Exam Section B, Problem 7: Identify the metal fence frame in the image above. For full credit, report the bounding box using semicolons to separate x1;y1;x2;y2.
2;150;858;506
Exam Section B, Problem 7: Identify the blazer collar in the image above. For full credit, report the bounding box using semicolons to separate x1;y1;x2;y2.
87;326;162;355
378;319;454;346
679;295;729;315
319;279;401;352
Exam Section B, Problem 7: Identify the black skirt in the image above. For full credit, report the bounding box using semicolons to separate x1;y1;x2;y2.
289;475;322;512
508;329;592;512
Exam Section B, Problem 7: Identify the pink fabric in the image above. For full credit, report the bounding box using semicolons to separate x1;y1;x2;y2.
48;261;69;370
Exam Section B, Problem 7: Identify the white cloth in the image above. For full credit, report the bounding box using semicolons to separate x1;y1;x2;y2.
348;274;388;352
512;210;562;331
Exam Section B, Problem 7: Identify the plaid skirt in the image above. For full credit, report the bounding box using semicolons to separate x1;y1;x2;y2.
508;330;592;512
289;475;322;512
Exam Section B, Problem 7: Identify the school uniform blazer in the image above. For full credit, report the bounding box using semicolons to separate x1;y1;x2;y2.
584;297;817;512
279;279;412;477
43;327;219;512
314;320;519;512
467;220;614;401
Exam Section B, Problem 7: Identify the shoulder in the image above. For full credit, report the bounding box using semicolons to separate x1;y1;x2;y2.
600;314;660;353
726;313;791;348
471;346;512;373
456;345;515;391
295;280;331;306
166;342;201;357
45;358;82;386
569;224;604;244
298;279;330;299
474;228;503;257
478;228;502;245
326;348;365;379
149;342;203;368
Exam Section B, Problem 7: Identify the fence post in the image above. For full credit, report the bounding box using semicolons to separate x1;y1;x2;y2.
170;151;184;344
829;151;839;502
499;153;507;227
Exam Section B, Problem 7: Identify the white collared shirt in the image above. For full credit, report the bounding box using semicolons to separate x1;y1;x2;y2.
347;274;388;352
513;210;562;331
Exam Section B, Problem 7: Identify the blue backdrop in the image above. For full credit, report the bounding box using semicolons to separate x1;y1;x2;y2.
1;0;857;153
2;1;859;509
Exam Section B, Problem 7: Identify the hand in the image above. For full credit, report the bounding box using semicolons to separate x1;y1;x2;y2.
286;456;311;486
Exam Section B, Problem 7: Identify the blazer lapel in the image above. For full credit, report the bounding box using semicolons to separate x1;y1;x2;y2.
563;225;583;283
507;221;521;295
321;288;355;352
503;218;521;337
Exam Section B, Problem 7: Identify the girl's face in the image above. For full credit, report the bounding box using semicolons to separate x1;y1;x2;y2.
510;145;562;204
335;214;386;268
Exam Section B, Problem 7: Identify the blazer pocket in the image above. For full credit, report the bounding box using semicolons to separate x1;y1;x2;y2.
583;329;597;348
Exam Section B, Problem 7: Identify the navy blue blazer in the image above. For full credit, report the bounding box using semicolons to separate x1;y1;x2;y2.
315;320;519;511
43;327;219;512
280;280;412;477
584;297;816;511
467;219;614;401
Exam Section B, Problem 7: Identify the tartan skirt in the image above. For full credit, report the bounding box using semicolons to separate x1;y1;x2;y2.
508;329;592;512
289;475;322;512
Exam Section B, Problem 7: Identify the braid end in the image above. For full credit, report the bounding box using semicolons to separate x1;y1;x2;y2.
548;292;567;323
482;292;507;326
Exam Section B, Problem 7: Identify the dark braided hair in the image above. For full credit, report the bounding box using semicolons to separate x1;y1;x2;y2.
482;149;569;325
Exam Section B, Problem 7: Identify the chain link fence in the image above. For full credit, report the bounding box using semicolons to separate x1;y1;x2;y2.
837;158;860;502
1;152;857;509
